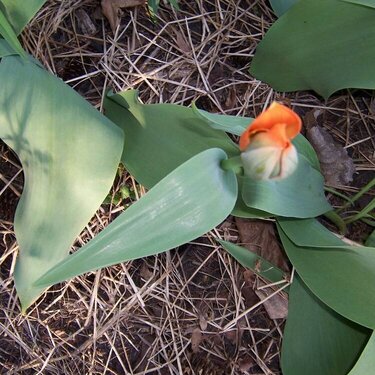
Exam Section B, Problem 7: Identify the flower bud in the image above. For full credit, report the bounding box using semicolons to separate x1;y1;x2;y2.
239;102;302;180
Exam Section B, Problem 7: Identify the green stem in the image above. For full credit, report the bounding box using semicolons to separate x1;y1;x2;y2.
337;178;375;213
221;156;244;175
345;198;375;224
324;210;347;235
324;186;354;206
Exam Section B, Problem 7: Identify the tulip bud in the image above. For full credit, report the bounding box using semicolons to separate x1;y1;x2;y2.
239;102;302;180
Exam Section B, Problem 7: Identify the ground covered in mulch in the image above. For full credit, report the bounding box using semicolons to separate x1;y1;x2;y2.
0;1;374;374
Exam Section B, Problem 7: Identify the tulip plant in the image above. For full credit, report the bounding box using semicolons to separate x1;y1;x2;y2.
1;2;375;375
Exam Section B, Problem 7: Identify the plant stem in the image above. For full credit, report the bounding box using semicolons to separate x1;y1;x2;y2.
324;210;347;235
345;198;375;224
221;156;244;175
337;178;375;213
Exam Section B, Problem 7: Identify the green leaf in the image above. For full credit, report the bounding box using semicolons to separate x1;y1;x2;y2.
348;331;375;375
0;7;25;57
242;156;331;218
219;239;286;284
104;90;239;189
0;0;47;35
192;105;253;136
365;230;375;247
0;38;16;57
282;275;369;375
277;218;375;329
168;0;179;9
147;0;160;20
292;134;320;170
34;149;238;287
342;0;375;8
269;0;298;16
251;0;375;99
232;176;272;218
0;56;123;310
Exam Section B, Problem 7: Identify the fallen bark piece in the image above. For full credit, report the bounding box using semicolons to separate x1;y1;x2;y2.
307;125;356;186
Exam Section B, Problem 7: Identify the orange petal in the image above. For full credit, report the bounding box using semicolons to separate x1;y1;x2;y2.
239;102;302;150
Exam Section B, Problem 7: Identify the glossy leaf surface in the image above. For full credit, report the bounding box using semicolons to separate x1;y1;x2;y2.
35;149;238;287
278;218;375;328
282;275;369;375
251;0;375;98
104;90;239;189
0;56;123;310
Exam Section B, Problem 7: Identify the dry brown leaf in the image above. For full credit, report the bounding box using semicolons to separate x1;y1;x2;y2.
224;86;237;110
235;218;289;271
140;262;153;280
101;0;145;32
241;269;259;308
238;355;255;373
254;279;288;320
307;125;356;186
172;27;191;54
199;314;208;331
191;327;202;353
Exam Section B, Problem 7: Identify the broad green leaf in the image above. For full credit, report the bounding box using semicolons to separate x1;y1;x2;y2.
277;218;375;328
282;275;369;375
0;7;25;57
232;176;272;218
292;134;320;170
251;0;375;99
0;56;123;310
269;0;298;16
342;0;375;8
192;105;253;136
219;239;286;284
34;149;238;287
348;331;375;375
104;90;239;189
0;0;47;35
0;38;16;57
242;156;331;218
